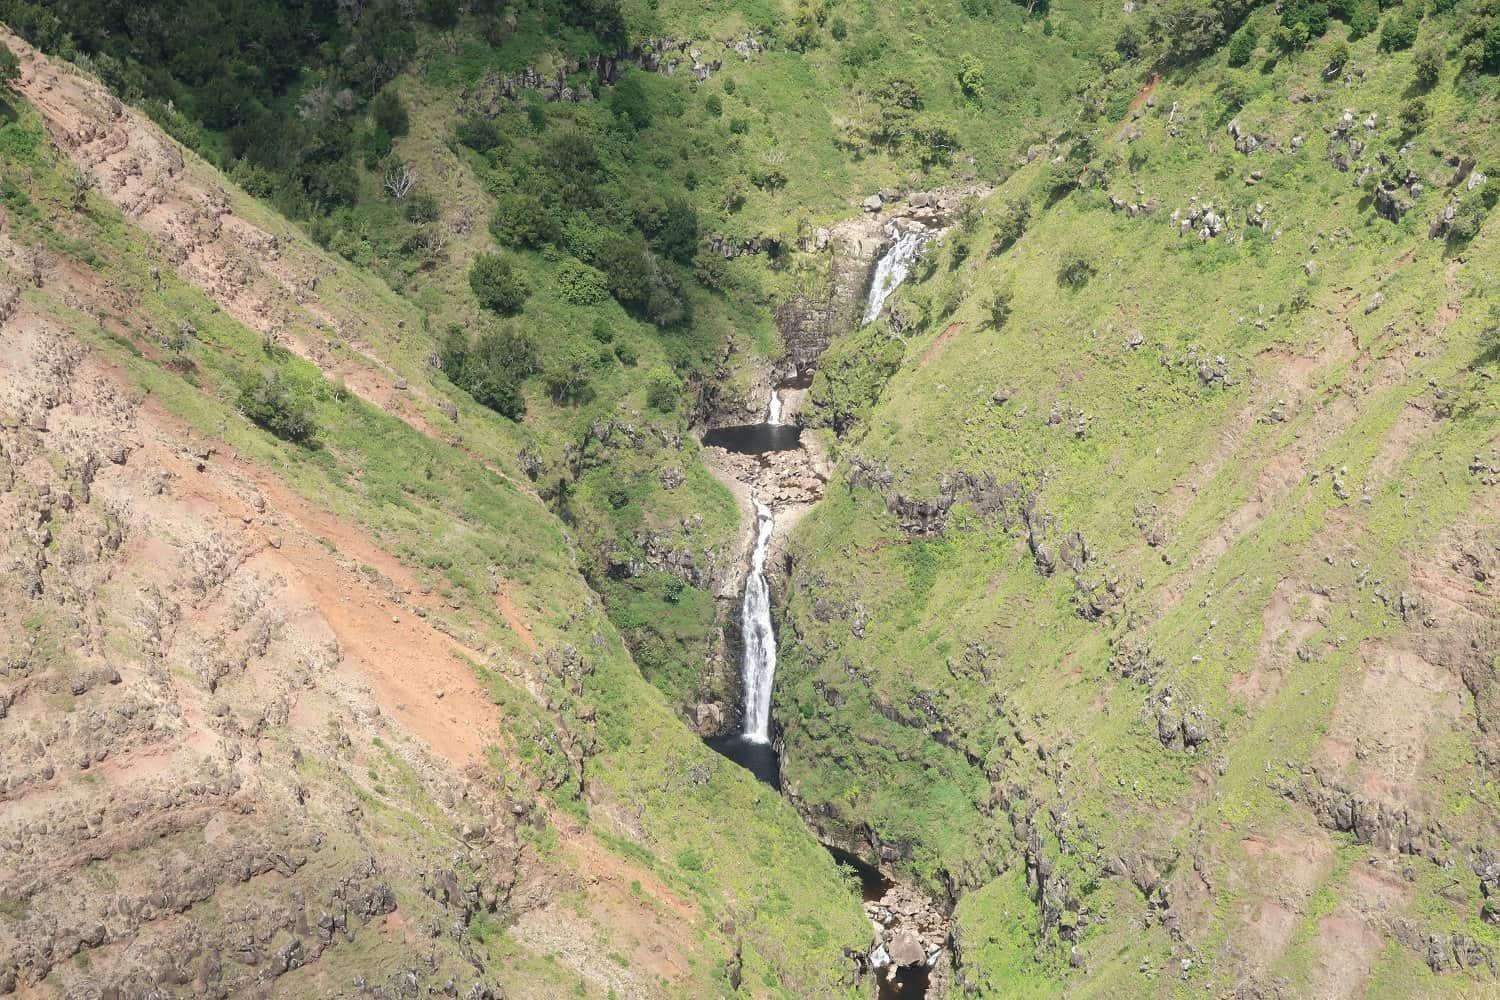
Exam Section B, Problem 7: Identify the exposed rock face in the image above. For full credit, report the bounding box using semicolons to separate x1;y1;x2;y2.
458;33;766;114
0;322;526;997
777;187;987;372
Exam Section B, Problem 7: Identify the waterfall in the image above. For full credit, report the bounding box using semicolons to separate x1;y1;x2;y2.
862;222;931;325
740;498;778;743
767;388;783;425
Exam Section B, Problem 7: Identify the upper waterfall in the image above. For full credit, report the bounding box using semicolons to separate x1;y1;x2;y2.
862;221;931;325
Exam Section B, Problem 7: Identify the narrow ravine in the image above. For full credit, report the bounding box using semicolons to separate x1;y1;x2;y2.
702;227;946;997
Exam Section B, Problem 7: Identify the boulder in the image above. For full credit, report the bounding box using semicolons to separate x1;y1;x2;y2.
887;930;926;966
862;194;883;212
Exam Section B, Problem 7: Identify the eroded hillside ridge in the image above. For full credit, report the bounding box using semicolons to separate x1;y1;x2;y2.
0;310;522;995
0;28;871;1000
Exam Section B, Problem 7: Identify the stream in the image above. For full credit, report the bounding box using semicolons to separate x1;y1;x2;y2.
704;229;939;997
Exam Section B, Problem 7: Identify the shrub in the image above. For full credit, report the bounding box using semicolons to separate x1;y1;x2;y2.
1378;2;1421;52
1325;40;1351;74
1447;186;1498;245
1412;42;1443;89
1398;96;1430;133
469;253;529;314
238;369;315;443
986;288;1014;328
957;54;987;99
0;43;18;87
404;190;440;224
705;94;722;117
490;192;553;248
990;199;1031;254
645;368;680;412
1057;250;1095;288
439;324;537;419
371;90;409;138
555;259;610;305
1227;25;1258;65
456;114;503;153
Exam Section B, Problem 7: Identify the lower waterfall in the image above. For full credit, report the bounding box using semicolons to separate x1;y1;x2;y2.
740;498;777;743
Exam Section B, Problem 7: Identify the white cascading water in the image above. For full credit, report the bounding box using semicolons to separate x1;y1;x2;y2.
767;388;783;425
862;221;930;325
740;498;778;742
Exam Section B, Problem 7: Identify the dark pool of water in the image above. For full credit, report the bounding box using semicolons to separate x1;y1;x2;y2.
878;963;932;998
708;734;781;789
702;423;803;455
778;370;815;390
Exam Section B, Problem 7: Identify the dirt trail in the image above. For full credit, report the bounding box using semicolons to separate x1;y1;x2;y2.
132;391;504;767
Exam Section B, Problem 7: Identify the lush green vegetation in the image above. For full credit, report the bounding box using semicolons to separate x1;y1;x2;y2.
5;0;1498;991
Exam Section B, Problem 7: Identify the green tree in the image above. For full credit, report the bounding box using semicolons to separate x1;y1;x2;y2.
1378;2;1421;52
490;192;554;248
645;368;680;412
439;324;537;419
1412;42;1443;90
469;253;529;314
1227;25;1258;66
371;90;409;138
543;344;596;405
1057;250;1095;288
1115;23;1145;61
610;73;653;130
238;369;315;443
1398;97;1430;134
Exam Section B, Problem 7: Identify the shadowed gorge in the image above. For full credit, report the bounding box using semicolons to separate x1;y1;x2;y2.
0;0;1497;997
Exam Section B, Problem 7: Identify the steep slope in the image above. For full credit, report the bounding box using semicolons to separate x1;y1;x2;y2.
0;36;868;998
2;0;1497;997
781;8;1500;996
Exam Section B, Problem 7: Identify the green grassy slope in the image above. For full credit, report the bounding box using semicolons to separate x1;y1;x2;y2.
782;7;1500;995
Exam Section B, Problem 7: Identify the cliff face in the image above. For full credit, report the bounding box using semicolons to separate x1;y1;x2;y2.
0;33;868;998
